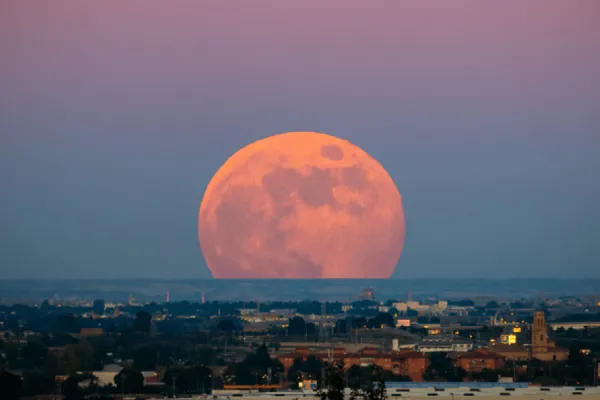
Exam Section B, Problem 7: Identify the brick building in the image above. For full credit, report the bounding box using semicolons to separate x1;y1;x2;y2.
490;311;569;362
531;311;569;361
453;348;506;373
278;346;427;382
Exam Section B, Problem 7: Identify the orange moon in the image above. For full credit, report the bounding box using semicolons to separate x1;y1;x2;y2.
198;132;405;279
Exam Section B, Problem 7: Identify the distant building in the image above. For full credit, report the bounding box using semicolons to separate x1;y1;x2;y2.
78;364;160;387
362;288;375;301
453;348;505;373
78;328;103;337
531;311;569;361
392;300;448;315
396;319;411;328
278;347;427;382
392;337;419;351
500;334;517;345
418;336;473;353
490;311;568;361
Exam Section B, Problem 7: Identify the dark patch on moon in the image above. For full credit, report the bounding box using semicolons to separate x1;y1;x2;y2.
321;144;344;160
204;156;390;278
341;165;369;190
344;203;365;215
210;180;327;278
262;166;338;207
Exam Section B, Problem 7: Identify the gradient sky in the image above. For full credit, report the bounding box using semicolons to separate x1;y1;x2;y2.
1;1;599;279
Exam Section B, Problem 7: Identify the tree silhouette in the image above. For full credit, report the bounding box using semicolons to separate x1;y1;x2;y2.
216;319;237;333
287;355;323;386
334;319;348;335
348;366;387;400
0;370;22;400
164;365;212;393
288;317;307;335
134;311;152;334
367;313;395;329
423;353;466;382
115;367;144;393
227;344;284;385
318;361;346;400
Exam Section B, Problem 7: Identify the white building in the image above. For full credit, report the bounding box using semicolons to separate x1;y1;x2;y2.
417;336;473;353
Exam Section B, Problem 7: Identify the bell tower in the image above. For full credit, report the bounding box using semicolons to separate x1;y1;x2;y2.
531;311;548;353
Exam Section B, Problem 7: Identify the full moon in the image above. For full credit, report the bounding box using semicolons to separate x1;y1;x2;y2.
198;132;405;278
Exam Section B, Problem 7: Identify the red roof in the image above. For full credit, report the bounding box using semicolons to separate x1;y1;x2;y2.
455;350;505;359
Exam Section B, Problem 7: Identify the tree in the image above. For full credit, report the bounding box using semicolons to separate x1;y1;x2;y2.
334;319;348;335
21;337;49;369
62;341;95;375
510;301;527;309
135;311;152;334
318;361;346;400
55;314;80;334
132;345;159;371
61;375;85;400
367;313;395;329
164;365;212;394
216;319;237;333
406;309;418;317
287;358;306;386
449;299;475;307
472;368;498;382
115;368;144;393
351;317;367;329
228;345;284;385
92;299;105;315
288;316;307;335
21;371;56;396
485;301;499;310
423;353;466;382
0;370;22;400
287;355;324;387
348;366;386;400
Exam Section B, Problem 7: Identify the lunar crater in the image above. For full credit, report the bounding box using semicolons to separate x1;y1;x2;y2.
321;144;344;160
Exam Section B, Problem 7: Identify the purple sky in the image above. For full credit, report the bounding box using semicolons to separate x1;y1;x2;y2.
1;1;599;279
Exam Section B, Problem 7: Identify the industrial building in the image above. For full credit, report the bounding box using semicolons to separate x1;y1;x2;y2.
141;385;600;400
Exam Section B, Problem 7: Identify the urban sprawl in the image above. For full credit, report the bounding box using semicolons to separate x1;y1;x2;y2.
2;288;600;399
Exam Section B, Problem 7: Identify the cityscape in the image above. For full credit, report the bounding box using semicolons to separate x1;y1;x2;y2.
2;1;599;400
2;285;600;398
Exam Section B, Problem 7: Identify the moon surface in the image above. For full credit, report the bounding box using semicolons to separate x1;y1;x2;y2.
198;132;405;278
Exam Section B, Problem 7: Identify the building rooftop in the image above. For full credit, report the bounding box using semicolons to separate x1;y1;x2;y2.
153;386;600;399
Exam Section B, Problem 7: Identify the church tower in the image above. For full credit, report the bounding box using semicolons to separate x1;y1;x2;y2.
531;310;549;354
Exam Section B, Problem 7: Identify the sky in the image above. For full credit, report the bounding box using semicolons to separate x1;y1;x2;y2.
1;1;599;279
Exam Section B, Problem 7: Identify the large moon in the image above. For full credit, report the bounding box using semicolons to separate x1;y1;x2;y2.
198;132;405;278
